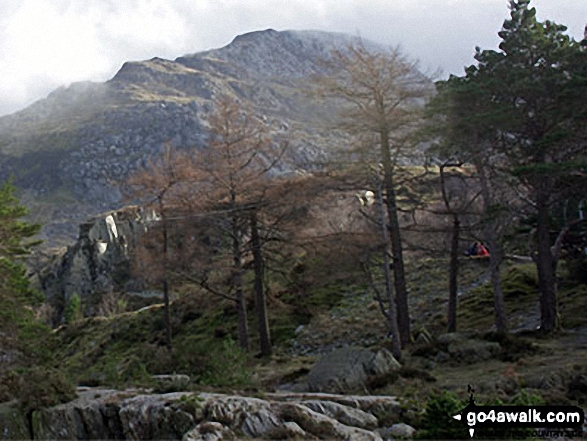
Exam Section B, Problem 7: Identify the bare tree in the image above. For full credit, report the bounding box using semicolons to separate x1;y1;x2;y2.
187;95;287;353
315;42;433;346
126;145;191;349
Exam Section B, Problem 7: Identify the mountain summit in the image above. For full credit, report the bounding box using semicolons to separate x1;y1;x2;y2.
0;29;378;243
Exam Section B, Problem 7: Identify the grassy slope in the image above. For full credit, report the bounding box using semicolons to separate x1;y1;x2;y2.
51;254;587;412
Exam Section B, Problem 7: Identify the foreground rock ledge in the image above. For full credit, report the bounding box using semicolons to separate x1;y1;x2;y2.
0;389;405;440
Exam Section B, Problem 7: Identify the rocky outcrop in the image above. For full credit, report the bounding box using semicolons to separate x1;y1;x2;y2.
0;389;406;440
306;347;401;393
39;206;157;322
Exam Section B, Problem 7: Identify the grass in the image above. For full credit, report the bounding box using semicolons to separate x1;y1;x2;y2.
44;250;587;419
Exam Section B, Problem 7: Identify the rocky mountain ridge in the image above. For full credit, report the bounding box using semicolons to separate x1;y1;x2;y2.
0;29;370;244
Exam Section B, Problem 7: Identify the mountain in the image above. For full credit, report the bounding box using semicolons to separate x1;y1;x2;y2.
0;29;372;244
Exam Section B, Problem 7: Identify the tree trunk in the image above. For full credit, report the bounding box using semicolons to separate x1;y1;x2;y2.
232;209;249;352
476;162;507;333
536;195;557;332
380;130;410;347
376;184;402;360
160;204;173;350
487;238;507;333
439;162;462;333
447;215;460;333
250;210;271;356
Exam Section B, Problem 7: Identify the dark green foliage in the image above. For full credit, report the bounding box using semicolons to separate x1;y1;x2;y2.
0;180;51;377
3;367;77;413
64;294;83;324
417;391;467;439
200;338;252;388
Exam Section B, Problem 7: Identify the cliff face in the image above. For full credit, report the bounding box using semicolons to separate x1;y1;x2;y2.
0;29;368;244
39;206;157;320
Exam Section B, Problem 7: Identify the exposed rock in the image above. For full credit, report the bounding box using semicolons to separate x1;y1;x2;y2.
0;386;414;440
388;422;417;438
301;400;378;429
267;421;309;439
1;388;407;440
279;402;382;440
119;392;198;440
183;422;236;441
201;394;280;437
152;374;191;391
306;347;400;393
30;389;123;440
39;206;157;322
266;392;401;424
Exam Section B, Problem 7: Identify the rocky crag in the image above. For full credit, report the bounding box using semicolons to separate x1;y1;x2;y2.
0;388;411;440
0;30;369;244
38;206;157;321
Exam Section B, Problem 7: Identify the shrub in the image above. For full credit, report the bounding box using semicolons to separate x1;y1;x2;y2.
200;339;252;388
10;367;76;413
64;294;83;324
417;391;467;439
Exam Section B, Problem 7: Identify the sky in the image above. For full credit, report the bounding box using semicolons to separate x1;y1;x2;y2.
0;0;585;117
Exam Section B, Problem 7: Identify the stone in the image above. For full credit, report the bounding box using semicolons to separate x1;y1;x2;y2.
183;422;236;441
21;388;402;440
152;374;191;392
202;394;282;437
267;421;309;439
301;400;378;429
267;392;401;423
388;422;416;438
119;392;197;440
39;206;159;323
306;347;400;393
279;402;382;440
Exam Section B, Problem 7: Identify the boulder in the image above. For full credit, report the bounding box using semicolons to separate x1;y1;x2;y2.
388;422;416;438
306;347;400;393
152;374;191;392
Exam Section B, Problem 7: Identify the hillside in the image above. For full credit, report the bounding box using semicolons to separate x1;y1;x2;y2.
0;29;369;244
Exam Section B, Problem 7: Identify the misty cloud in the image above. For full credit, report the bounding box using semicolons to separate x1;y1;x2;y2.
0;0;584;116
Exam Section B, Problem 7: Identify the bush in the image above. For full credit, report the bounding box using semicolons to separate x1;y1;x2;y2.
417;391;467;439
8;367;76;413
200;339;252;388
64;294;83;324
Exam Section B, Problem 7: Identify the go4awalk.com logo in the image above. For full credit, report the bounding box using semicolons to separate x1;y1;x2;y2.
452;387;584;438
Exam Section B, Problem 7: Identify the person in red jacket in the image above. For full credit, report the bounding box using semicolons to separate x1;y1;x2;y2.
476;242;489;257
